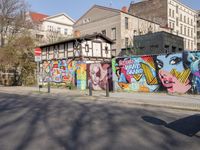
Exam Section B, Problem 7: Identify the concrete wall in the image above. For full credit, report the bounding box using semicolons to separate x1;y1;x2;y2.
134;32;184;55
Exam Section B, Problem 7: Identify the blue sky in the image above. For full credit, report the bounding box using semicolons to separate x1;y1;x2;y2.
26;0;200;20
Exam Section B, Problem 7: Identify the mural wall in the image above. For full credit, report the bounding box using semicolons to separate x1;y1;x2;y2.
76;63;87;90
112;51;200;94
42;59;76;85
40;51;200;94
87;63;112;90
112;56;159;92
41;60;112;91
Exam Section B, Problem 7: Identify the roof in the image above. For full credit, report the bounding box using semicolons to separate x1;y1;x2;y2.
29;12;49;23
44;13;75;23
39;33;114;48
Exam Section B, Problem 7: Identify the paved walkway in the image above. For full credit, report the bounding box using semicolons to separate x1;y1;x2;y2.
0;86;200;111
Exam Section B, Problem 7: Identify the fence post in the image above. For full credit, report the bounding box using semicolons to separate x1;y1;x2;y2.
106;81;109;97
89;81;92;96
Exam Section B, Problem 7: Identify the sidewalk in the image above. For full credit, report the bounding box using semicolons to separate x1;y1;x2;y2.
0;86;200;111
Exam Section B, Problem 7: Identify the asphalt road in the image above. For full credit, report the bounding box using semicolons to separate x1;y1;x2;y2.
0;92;199;150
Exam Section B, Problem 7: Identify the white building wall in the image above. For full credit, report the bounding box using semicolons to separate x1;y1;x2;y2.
167;0;197;50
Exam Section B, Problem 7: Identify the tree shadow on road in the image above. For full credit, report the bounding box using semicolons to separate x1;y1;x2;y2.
0;92;200;150
142;115;200;137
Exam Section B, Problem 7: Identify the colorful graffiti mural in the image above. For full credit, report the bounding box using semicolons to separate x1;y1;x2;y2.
113;56;159;92
87;63;112;90
42;59;76;85
155;53;191;94
76;63;87;90
40;51;200;94
112;51;200;94
185;52;200;94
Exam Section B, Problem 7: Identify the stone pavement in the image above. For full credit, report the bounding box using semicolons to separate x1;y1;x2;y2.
0;86;200;111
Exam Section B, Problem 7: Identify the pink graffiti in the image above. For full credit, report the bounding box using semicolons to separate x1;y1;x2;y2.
119;59;134;66
159;70;191;94
194;71;200;78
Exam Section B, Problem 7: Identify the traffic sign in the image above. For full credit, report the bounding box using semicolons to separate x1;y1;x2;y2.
35;48;42;56
35;55;41;62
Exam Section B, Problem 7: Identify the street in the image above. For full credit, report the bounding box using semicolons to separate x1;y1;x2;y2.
0;91;199;150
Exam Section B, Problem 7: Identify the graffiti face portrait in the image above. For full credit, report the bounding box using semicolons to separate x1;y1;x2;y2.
156;53;191;93
89;64;110;90
186;52;200;93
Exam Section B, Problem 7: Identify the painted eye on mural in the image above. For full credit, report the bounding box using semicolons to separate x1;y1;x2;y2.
156;59;163;69
169;57;182;65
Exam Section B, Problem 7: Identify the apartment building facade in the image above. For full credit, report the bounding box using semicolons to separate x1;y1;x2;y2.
27;12;75;44
129;0;198;51
197;10;200;50
74;5;161;56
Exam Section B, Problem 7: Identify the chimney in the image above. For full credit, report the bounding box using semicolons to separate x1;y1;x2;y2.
74;30;81;37
121;6;128;13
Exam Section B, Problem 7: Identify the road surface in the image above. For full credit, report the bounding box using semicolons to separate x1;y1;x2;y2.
0;91;199;150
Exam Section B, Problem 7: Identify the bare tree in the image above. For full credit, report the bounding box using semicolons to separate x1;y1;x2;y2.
45;30;71;44
0;0;28;47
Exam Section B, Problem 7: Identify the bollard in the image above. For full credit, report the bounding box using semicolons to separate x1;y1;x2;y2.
106;82;109;97
48;81;51;93
89;81;92;96
39;85;42;92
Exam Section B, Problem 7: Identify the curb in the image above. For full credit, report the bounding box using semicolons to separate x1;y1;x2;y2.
85;96;200;112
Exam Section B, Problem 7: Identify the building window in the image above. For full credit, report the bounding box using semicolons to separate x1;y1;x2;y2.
57;27;61;33
191;29;193;37
85;44;89;52
125;17;129;29
83;18;91;24
184;26;186;35
165;45;169;54
176;17;179;26
187;17;190;24
125;38;129;48
172;46;176;53
197;31;200;39
111;28;116;40
180;24;183;34
102;30;106;35
176;5;178;14
64;29;68;35
172;10;174;18
188;27;190;37
169;8;171;17
105;46;108;54
188;40;190;49
184;16;186;23
180;14;182;21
